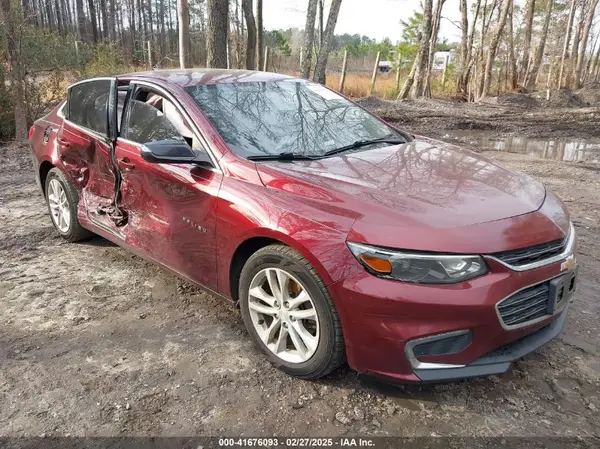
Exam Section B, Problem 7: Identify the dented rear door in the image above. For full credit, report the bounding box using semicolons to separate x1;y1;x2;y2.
56;78;121;234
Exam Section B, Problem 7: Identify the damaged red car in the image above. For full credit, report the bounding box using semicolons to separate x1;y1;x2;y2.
28;70;577;383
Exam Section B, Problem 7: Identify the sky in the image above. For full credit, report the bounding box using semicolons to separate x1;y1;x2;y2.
262;0;463;44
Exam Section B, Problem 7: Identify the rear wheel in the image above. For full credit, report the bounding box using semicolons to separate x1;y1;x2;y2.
239;244;345;379
45;168;93;242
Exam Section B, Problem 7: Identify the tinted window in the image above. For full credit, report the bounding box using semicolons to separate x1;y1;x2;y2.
185;80;402;158
121;100;187;144
68;80;112;135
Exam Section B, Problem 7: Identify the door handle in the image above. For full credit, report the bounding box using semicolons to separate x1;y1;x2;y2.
118;157;135;170
57;137;70;148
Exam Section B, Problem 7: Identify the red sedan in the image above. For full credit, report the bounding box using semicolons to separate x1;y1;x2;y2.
28;69;577;382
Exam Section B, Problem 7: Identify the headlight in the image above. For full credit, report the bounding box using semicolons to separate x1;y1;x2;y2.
347;242;488;284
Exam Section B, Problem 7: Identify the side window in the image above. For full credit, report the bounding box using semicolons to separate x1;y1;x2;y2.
67;80;112;135
121;99;187;144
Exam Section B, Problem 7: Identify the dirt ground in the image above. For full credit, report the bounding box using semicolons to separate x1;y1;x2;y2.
357;96;600;141
1;100;599;441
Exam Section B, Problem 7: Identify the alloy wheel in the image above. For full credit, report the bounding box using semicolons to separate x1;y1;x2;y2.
247;267;320;364
48;179;71;233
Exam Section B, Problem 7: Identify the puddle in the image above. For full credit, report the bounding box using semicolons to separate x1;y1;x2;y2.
442;130;600;163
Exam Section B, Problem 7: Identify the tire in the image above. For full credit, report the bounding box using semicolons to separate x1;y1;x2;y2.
45;168;93;242
239;244;345;379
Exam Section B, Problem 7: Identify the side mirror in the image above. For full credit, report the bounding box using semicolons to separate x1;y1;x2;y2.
140;140;199;164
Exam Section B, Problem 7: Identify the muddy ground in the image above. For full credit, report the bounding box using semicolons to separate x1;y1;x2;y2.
1;99;599;442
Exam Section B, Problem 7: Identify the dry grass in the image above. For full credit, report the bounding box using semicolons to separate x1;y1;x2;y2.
325;73;401;99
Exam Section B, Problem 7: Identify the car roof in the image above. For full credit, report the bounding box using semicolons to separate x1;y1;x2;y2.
120;68;297;87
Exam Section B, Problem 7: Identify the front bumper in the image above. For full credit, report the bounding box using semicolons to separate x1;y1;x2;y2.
413;302;569;382
332;256;576;383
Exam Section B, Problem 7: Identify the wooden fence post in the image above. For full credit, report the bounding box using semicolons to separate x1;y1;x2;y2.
339;49;348;93
74;41;80;66
441;53;450;89
369;51;381;96
546;57;555;101
263;46;270;72
147;40;152;69
395;52;402;93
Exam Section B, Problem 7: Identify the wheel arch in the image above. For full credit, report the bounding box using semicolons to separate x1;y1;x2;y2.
227;230;336;305
39;160;56;197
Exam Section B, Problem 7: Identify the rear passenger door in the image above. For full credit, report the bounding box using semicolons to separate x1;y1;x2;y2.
57;78;121;231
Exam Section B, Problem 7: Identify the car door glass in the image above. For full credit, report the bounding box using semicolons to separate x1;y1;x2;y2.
68;80;112;135
121;99;187;144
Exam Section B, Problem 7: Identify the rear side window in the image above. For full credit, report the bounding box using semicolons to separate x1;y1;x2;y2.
67;80;112;135
121;99;187;144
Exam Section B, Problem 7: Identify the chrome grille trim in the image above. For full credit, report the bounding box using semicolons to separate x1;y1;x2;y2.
485;223;575;272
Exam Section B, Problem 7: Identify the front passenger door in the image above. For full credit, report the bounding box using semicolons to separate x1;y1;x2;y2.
115;87;223;291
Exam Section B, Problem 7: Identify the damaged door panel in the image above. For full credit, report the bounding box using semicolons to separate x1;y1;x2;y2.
114;84;222;291
57;77;128;235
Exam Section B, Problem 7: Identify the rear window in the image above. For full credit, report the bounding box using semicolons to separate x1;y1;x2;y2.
67;80;111;135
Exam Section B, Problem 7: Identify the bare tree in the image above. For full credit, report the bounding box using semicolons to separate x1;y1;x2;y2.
398;0;433;99
207;0;229;68
255;0;263;70
507;0;518;89
519;0;536;81
301;0;318;79
524;0;553;90
241;0;256;70
455;0;470;97
423;0;446;97
178;0;190;68
0;0;27;139
558;0;577;88
573;0;599;89
313;0;343;84
479;0;512;99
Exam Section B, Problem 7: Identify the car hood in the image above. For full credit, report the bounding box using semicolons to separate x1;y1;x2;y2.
256;138;554;252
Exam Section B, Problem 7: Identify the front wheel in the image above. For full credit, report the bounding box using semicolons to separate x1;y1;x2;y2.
239;244;345;379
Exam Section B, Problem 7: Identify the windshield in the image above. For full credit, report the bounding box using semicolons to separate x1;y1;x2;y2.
185;80;403;158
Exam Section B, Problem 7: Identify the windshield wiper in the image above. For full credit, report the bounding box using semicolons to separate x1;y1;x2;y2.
322;136;406;158
247;152;316;161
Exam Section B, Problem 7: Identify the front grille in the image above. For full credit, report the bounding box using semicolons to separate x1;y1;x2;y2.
491;237;566;267
498;282;550;327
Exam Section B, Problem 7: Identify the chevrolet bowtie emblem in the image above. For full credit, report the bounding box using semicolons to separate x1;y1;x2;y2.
561;255;576;272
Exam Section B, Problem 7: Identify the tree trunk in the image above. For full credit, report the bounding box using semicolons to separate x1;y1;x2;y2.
75;0;86;41
573;0;599;89
145;0;153;50
411;0;434;98
300;0;318;79
524;0;553;91
45;0;54;30
255;0;263;70
206;0;229;68
159;0;166;57
99;0;108;39
313;0;343;84
109;0;117;40
455;0;470;97
53;0;63;33
423;0;446;97
479;0;512;100
558;0;577;88
507;0;518;89
87;0;99;42
177;0;190;68
519;0;535;81
399;0;433;99
241;0;256;70
0;0;27;139
570;3;585;84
